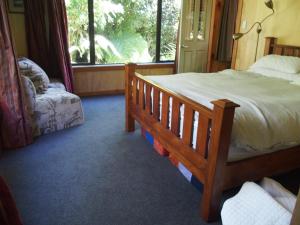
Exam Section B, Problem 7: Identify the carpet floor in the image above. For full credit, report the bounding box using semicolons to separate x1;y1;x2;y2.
0;96;299;225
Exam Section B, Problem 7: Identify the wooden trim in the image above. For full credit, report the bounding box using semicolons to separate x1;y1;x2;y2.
76;90;124;97
207;0;225;72
73;65;124;72
136;62;175;70
207;0;243;72
223;146;300;190
231;0;243;69
73;62;175;73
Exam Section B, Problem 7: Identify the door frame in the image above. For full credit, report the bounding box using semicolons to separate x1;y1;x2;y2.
206;0;243;72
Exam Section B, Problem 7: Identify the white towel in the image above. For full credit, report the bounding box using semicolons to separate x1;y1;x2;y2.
260;177;296;213
221;181;294;225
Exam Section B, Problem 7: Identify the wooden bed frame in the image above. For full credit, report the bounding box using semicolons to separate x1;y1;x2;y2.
125;37;300;222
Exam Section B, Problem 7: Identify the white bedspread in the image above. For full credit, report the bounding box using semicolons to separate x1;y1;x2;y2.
146;70;300;161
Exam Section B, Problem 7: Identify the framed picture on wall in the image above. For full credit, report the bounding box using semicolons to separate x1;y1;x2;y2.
7;0;24;13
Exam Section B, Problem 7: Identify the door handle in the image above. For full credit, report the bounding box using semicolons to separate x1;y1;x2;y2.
181;45;189;48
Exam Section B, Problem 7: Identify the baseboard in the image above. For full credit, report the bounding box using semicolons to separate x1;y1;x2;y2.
76;90;124;97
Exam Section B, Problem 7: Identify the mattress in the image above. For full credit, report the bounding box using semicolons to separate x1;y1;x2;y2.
143;69;300;162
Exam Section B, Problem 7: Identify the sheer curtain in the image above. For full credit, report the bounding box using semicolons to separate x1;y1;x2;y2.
0;0;33;149
24;0;74;92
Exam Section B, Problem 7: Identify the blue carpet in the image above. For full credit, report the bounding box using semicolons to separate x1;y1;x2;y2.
0;96;299;225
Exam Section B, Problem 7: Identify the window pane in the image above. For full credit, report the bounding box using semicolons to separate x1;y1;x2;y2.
160;0;181;61
93;0;157;64
197;0;206;40
184;0;196;41
66;0;90;64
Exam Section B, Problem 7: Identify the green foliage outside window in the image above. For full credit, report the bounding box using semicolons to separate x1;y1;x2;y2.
66;0;181;64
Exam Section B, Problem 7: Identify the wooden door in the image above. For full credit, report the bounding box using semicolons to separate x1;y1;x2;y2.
178;0;212;73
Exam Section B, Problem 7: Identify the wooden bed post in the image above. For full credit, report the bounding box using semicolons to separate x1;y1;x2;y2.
264;37;277;56
125;63;136;132
201;99;239;221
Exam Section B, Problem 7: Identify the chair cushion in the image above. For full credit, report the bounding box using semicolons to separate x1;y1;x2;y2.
18;58;50;94
34;88;84;135
48;78;66;90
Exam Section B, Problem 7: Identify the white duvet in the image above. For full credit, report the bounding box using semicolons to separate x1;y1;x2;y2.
146;70;300;161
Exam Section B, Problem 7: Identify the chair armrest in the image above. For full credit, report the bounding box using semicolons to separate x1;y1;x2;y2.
21;75;36;112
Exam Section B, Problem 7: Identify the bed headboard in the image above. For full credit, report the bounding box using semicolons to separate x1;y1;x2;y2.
264;37;300;57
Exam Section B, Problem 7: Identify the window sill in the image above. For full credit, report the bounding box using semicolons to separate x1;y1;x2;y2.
72;62;175;73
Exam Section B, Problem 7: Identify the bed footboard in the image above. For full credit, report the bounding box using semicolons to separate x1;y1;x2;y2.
125;63;239;221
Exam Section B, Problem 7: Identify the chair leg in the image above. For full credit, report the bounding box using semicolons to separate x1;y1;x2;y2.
200;184;223;222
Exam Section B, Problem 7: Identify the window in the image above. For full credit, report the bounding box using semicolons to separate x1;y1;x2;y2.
66;0;181;65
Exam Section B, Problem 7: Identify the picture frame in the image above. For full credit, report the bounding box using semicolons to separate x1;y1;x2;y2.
7;0;24;14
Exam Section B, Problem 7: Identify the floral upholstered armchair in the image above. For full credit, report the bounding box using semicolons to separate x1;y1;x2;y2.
19;58;84;137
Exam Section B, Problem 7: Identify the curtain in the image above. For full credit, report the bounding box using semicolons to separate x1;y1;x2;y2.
0;0;33;149
216;0;239;62
0;177;23;225
47;0;74;92
24;0;74;92
24;0;50;75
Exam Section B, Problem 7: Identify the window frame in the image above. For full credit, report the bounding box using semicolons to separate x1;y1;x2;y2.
70;0;177;66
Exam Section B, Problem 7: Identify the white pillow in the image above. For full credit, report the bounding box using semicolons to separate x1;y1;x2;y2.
248;67;300;82
250;54;300;74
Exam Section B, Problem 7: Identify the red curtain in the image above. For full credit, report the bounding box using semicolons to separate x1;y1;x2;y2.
23;0;74;92
0;0;33;149
47;0;74;92
0;177;23;225
24;0;50;75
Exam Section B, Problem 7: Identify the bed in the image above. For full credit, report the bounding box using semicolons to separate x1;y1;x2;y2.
124;37;300;221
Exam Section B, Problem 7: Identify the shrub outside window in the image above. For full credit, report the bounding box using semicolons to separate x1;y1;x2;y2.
66;0;181;65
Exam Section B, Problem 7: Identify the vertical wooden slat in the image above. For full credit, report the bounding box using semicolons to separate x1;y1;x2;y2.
145;84;151;114
171;99;180;136
275;47;283;55
196;116;210;157
132;77;137;105
153;88;160;120
139;80;144;110
161;93;169;128
182;105;194;146
284;48;293;56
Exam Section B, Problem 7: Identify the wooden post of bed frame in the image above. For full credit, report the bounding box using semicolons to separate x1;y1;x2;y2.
264;37;277;56
125;63;136;132
201;99;239;221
